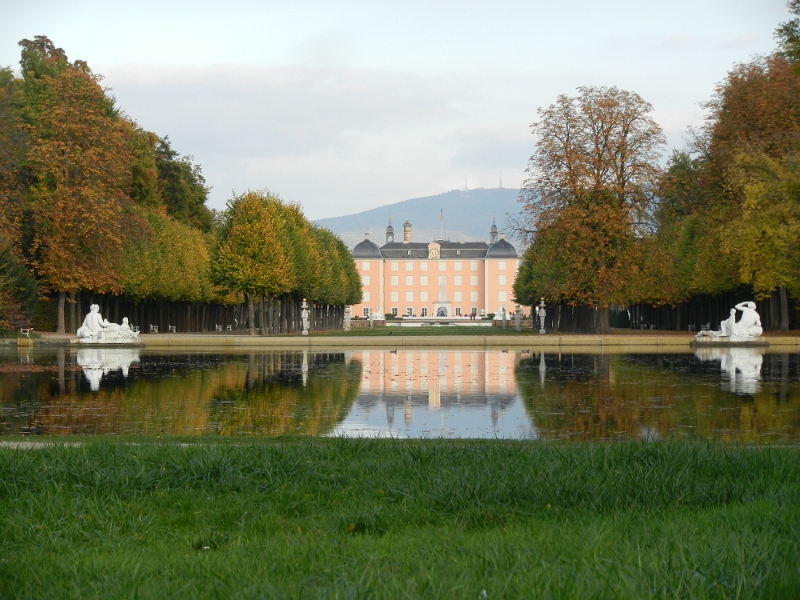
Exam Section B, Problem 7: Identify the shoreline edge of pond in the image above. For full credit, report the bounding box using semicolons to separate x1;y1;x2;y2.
14;331;800;351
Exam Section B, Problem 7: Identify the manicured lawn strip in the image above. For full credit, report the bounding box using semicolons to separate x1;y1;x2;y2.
318;325;529;336
1;439;798;599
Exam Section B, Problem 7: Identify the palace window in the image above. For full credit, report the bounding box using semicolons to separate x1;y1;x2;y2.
471;261;478;271
439;261;447;271
363;291;370;302
471;307;478;316
421;307;428;317
454;276;462;285
498;261;507;271
406;307;413;316
362;275;370;285
391;307;398;316
391;291;399;302
405;276;413;285
362;262;370;271
438;291;446;301
420;291;428;301
420;262;428;271
363;308;370;317
420;275;428;285
498;275;507;285
499;291;507;301
455;262;462;270
406;261;414;271
470;291;479;302
391;262;399;271
470;275;478;285
405;291;413;301
455;307;462;316
391;276;398;285
454;291;462;301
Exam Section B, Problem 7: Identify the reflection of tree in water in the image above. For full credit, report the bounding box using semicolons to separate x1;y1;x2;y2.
206;352;361;436
0;351;360;436
516;353;800;442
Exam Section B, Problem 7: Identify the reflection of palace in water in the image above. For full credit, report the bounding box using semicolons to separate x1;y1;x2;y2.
341;350;531;437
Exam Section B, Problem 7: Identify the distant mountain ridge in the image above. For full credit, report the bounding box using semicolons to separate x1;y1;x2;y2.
314;188;522;249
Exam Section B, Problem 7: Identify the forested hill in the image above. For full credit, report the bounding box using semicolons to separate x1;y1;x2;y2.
314;188;522;249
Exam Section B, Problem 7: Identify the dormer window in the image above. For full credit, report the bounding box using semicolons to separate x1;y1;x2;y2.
456;250;460;255
407;250;411;255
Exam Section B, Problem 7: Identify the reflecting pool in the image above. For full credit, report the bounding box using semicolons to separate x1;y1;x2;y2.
0;346;798;440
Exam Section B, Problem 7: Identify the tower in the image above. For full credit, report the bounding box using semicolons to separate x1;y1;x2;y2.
490;217;498;243
386;219;394;243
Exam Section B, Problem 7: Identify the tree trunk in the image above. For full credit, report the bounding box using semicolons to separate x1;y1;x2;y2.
247;292;256;336
56;291;66;334
594;305;611;334
770;290;780;330
68;292;76;333
779;286;789;332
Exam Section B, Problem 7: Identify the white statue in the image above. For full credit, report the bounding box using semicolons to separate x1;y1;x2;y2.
301;299;310;336
77;304;119;339
343;306;352;331
77;304;139;343
118;317;140;340
697;301;763;341
731;301;763;337
719;309;737;337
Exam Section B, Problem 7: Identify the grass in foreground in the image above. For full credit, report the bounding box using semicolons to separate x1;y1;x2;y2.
1;439;798;599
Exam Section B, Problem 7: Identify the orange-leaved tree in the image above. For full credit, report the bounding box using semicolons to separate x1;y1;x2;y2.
517;86;665;332
20;38;133;332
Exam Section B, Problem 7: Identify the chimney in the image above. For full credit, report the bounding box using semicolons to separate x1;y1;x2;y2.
499;232;505;240
364;232;369;240
403;221;412;243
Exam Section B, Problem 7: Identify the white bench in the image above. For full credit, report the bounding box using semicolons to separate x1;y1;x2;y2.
226;325;232;331
150;325;159;333
131;325;140;333
20;327;33;337
215;324;222;331
168;325;176;333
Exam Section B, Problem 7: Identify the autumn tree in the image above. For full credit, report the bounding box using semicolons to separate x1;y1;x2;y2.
212;191;292;335
18;39;133;333
156;137;213;232
517;86;665;332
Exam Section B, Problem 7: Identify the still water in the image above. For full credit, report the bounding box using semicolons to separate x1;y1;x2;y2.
1;346;798;441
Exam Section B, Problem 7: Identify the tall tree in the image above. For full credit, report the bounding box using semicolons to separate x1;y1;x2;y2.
212;191;291;335
19;40;132;332
156;137;213;232
518;86;665;332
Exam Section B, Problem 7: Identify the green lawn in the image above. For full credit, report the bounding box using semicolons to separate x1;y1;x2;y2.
320;324;536;336
1;439;798;599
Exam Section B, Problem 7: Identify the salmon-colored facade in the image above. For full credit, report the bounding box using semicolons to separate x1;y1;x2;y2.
350;221;519;319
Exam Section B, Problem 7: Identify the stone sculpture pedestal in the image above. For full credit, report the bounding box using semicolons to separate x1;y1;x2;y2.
692;335;768;347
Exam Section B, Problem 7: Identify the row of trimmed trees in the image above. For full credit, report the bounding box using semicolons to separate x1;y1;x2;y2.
513;3;800;333
0;37;360;334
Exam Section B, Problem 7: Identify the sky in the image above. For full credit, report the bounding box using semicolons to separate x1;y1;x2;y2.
0;0;790;219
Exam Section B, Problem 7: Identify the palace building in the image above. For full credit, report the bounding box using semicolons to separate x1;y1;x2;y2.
350;220;519;319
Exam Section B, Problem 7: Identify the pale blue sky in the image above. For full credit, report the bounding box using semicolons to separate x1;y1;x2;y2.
1;0;790;218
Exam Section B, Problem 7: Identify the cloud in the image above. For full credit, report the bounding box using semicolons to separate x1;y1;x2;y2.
449;135;531;169
104;63;459;159
98;62;530;217
659;32;761;48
